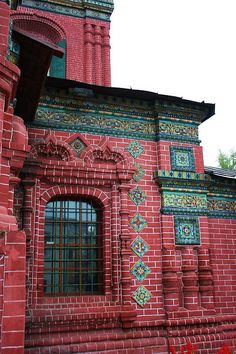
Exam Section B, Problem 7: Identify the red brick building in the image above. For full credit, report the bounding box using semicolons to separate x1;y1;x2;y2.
0;0;236;353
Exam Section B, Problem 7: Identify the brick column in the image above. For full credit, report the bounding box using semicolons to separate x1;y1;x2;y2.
198;247;214;309
181;247;199;310
162;247;182;312
111;182;120;303
118;182;137;327
102;26;111;86
118;182;132;306
1;230;26;354
84;23;94;83
94;25;102;85
0;2;10;58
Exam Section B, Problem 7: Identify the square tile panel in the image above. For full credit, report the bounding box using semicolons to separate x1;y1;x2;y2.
132;285;152;307
170;146;195;171
130;213;147;233
131;260;151;282
127;141;144;159
70;138;86;156
129;186;146;206
131;236;150;258
175;216;200;245
133;162;145;181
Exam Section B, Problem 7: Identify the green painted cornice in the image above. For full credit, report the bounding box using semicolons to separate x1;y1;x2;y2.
155;169;236;219
20;0;114;21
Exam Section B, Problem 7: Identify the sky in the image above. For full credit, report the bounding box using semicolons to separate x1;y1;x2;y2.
110;0;236;167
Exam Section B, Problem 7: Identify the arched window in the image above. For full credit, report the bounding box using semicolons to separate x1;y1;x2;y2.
49;39;66;78
44;198;103;295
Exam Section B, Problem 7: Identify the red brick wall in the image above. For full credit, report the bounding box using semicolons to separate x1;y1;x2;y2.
209;218;236;315
12;7;112;85
157;140;204;173
23;127;236;353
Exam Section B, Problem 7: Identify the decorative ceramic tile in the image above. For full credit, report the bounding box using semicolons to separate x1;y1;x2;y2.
163;192;207;210
129;186;146;206
170;146;195;171
159;122;199;143
131;236;150;258
175;216;200;245
133;162;145;181
130;213;147;233
127;141;144;159
132;285;152;307
131;260;151;282
70;138;86;156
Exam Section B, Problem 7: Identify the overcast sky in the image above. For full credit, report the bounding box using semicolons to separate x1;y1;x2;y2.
110;0;236;167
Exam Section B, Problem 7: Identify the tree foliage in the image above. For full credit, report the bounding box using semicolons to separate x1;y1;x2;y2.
217;149;236;170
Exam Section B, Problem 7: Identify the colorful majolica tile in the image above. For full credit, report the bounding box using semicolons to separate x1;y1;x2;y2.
170;146;195;171
133;162;145;181
127;141;144;159
175;216;200;245
131;260;151;282
130;213;147;233
132;285;152;307
129;186;146;206
131;236;150;258
70;138;86;156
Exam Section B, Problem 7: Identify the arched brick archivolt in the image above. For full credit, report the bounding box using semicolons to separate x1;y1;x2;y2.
29;134;77;161
40;185;110;209
11;13;66;44
80;138;133;169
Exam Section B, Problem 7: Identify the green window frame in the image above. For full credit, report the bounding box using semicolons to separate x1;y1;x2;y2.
44;198;103;295
49;39;66;78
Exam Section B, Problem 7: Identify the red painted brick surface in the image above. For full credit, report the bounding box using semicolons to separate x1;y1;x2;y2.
0;1;236;352
11;7;112;85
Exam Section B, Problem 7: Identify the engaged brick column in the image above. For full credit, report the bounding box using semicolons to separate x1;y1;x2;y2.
198;247;214;309
0;2;10;58
119;182;132;306
111;182;120;303
84;23;94;83
181;247;199;310
94;25;102;85
162;247;182;312
1;230;26;354
118;182;137;327
103;26;111;86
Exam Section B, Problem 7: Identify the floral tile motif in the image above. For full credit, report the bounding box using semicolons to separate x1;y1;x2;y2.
131;260;151;282
127;141;144;159
170;146;195;171
132;285;152;307
133;162;145;181
129;186;146;206
130;213;147;233
70;138;86;156
131;236;150;258
175;216;200;245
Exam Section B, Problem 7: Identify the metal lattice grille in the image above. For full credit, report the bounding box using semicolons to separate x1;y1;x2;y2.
44;199;103;295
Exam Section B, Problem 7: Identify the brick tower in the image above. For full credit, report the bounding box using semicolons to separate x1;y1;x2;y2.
12;0;114;85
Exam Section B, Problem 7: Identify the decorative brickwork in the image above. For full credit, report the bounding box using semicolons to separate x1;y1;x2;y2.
1;1;236;352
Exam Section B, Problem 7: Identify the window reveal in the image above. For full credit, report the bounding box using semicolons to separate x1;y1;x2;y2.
44;199;103;295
